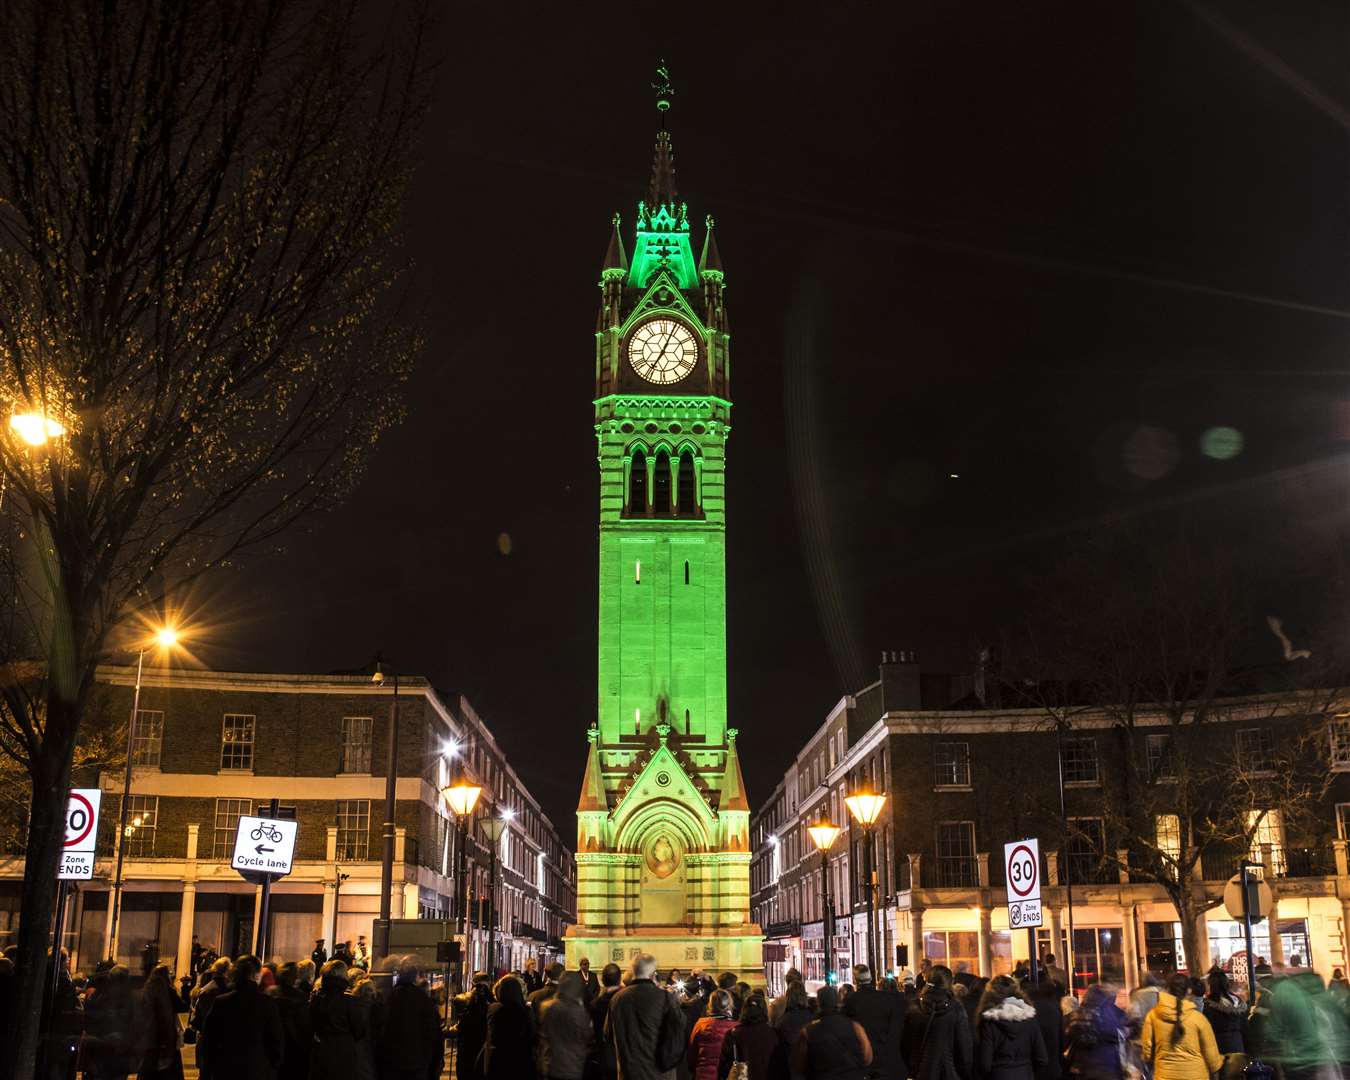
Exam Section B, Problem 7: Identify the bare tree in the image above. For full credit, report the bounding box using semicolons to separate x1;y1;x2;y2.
0;3;432;1074
1003;526;1344;978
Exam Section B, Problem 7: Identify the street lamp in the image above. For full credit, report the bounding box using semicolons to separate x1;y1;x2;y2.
8;412;66;446
108;624;183;960
371;658;400;963
443;773;482;984
808;820;842;985
845;791;888;975
480;811;511;977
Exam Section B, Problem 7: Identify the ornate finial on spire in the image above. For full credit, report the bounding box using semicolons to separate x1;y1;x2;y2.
699;214;723;278
656;722;671;745
587;723;599;744
601;212;628;276
648;131;677;210
653;59;674;118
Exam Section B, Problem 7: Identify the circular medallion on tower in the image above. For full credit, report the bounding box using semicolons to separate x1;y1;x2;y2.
628;317;698;385
655;770;671;787
646;835;680;879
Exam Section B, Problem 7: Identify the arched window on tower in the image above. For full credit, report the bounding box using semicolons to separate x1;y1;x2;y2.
684;708;691;734
678;450;697;513
652;451;672;515
629;449;648;514
684;560;690;585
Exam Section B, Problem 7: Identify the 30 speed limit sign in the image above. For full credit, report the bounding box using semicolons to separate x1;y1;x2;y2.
1004;838;1042;928
60;789;102;880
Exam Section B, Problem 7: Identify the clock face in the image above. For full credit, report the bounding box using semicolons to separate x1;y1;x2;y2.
628;318;699;385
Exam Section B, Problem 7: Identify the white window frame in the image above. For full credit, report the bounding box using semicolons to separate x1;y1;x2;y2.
336;799;371;860
131;709;164;768
1247;809;1285;874
1331;717;1350;771
1061;736;1100;786
1146;733;1176;783
213;798;253;859
935;820;977;887
1155;813;1181;867
1337;803;1350;840
123;795;159;857
934;742;972;789
220;713;256;772
1237;728;1276;778
339;716;374;774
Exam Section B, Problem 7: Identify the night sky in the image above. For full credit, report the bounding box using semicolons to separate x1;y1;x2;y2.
191;2;1349;833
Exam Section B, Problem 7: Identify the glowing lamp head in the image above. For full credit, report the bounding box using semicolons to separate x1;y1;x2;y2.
154;626;179;649
845;792;888;828
443;740;460;759
371;664;386;686
443;779;482;818
807;821;842;852
479;815;509;843
9;412;65;446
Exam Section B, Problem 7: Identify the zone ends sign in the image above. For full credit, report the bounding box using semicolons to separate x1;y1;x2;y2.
61;789;102;880
231;815;299;877
1004;838;1043;929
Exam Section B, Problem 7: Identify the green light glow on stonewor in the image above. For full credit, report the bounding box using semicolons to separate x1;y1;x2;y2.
629;203;698;289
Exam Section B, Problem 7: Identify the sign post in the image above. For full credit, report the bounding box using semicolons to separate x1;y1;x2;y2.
231;801;298;959
1005;839;1043;984
52;790;102;1021
1225;862;1271;998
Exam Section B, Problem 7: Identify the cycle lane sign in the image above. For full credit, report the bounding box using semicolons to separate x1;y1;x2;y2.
1004;838;1043;928
231;815;299;876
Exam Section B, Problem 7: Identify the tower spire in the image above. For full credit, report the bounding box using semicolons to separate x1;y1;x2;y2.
648;60;678;209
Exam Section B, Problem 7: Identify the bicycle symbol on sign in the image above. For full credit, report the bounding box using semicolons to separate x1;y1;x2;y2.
250;821;284;843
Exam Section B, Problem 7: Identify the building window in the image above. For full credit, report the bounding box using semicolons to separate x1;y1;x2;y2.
1247;809;1284;875
336;800;371;860
1146;733;1175;782
678;450;697;511
130;710;164;767
1338;803;1350;840
1155;813;1181;868
652;450;672;515
684;560;690;585
634;560;641;584
213;799;253;859
220;714;256;770
629;449;648;513
1066;817;1107;883
340;717;374;773
1060;737;1099;785
1237;728;1275;776
1331;718;1350;771
934;742;971;788
935;821;977;887
122;795;158;857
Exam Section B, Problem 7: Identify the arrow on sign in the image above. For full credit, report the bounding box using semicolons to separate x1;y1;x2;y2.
255;844;275;855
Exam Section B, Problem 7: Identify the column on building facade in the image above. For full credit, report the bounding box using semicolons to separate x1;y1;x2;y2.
909;908;923;974
101;884;116;962
393;827;408;920
978;907;993;978
1193;910;1209;971
1120;904;1139;991
1267;897;1284;966
1048;905;1062;961
176;824;200;980
1335;839;1348;878
402;882;419;920
321;879;337;950
1340;899;1350;969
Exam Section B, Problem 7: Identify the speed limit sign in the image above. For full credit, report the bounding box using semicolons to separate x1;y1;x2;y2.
59;789;102;880
1004;838;1043;928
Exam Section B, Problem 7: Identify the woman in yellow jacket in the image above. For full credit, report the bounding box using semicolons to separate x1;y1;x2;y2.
1140;973;1224;1080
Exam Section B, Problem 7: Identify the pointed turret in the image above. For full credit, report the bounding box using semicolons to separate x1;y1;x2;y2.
577;726;607;812
699;215;723;278
601;212;628;276
720;728;750;812
648;129;678;210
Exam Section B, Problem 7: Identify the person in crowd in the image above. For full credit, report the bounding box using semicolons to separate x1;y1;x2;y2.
41;948;83;1080
843;963;906;1080
769;969;803;1026
1200;969;1244;1063
523;958;543;993
1139;973;1222;1080
902;966;972;1080
1263;970;1350;1080
792;984;872;1080
353;934;370;970
954;962;978;992
540;970;593;1080
774;978;813;1073
578;957;601;1005
1332;968;1350;992
311;939;328;970
589;962;624;1080
452;971;492;1080
295;958;316;997
717;993;776;1080
715;973;742;1020
268;960;312;1076
189;955;231;1050
135;962;185;1080
1042;957;1068;995
484;972;537;1080
82;963;137;1080
838;984;856;1010
607;953;685;1080
1064;984;1127;1080
198;954;283;1080
376;957;445;1080
976;974;1048;1080
1127;973;1162;1033
175;972;194;1014
310;960;367;1078
688;989;739;1080
1253;957;1272;978
532;961;566;1027
1026;976;1064;1080
347;967;381;1080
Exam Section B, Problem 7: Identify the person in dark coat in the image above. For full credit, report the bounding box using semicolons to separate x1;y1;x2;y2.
1063;984;1127;1080
774;979;814;1079
976;976;1048;1080
135;963;185;1080
189;956;231;1055
377;958;446;1080
310;960;368;1080
578;958;602;1006
82;964;138;1080
453;974;492;1080
268;961;312;1077
523;959;544;993
791;984;873;1080
1201;970;1245;1059
531;962;565;1028
540;971;594;1080
312;939;328;970
844;964;906;1080
606;953;685;1080
1026;977;1064;1080
902;967;974;1080
198;954;283;1080
41;949;83;1080
484;973;537;1080
718;993;778;1080
589;963;624;1080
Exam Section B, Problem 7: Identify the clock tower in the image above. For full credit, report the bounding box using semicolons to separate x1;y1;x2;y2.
565;74;761;978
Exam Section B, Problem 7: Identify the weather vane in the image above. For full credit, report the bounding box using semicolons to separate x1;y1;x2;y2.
653;60;674;115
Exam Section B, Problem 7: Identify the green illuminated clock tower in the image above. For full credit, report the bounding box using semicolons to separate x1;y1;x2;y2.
565;77;761;977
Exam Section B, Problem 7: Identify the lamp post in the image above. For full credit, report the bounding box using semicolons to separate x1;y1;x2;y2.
845;791;888;975
444;774;482;986
808;819;842;986
371;659;400;963
480;811;511;978
108;625;182;961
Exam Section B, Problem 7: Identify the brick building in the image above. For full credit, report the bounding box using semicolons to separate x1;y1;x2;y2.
0;666;575;977
751;652;1350;994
